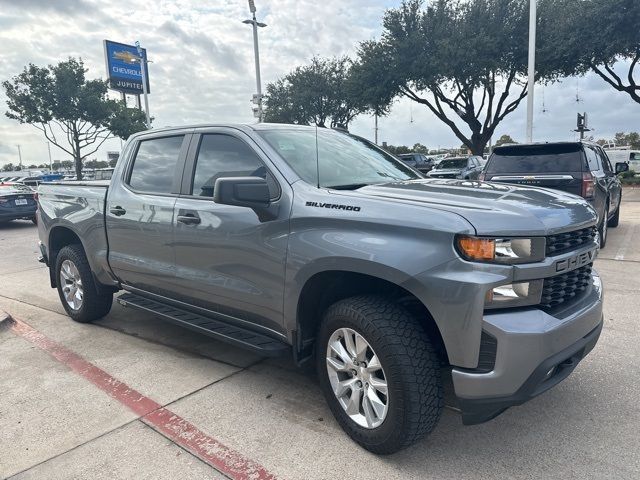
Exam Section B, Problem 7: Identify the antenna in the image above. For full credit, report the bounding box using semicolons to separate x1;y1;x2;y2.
315;124;320;188
541;85;547;114
410;104;414;123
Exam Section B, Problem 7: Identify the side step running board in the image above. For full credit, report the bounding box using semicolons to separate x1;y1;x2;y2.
117;293;289;357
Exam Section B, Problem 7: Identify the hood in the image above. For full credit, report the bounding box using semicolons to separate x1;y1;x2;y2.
355;179;597;236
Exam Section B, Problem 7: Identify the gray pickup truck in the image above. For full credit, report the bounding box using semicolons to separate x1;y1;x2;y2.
37;124;603;454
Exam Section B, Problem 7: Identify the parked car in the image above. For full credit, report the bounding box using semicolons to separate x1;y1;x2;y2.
397;153;434;173
481;142;628;248
0;183;37;223
427;156;484;179
605;148;640;172
37;124;603;454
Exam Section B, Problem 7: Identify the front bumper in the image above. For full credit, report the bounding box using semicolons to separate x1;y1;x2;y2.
453;269;603;424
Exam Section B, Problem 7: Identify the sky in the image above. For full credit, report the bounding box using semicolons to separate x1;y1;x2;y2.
0;0;637;168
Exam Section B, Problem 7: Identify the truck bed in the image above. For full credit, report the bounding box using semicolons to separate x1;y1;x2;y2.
37;181;113;287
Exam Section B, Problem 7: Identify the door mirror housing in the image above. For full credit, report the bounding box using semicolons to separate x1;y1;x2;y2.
214;176;277;221
615;162;629;174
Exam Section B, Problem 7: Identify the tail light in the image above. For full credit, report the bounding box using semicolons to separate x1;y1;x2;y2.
581;172;595;198
478;173;486;181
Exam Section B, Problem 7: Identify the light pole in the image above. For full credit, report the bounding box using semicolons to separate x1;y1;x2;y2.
525;0;537;143
243;0;267;122
16;145;22;168
135;41;151;128
47;142;52;171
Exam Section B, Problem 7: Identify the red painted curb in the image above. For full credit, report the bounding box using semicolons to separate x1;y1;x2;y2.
8;315;277;480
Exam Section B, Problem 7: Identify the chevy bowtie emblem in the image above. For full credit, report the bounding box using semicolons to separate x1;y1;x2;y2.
113;50;139;63
524;176;535;180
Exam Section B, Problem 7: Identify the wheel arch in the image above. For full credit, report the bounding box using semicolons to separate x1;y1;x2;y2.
292;269;448;367
48;226;84;288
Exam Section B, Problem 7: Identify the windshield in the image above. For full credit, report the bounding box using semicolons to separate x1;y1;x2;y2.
257;128;420;188
437;159;466;169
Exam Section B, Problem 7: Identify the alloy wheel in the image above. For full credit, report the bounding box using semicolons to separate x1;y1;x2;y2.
325;327;389;429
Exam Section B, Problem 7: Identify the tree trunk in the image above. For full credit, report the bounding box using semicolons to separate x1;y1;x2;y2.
73;134;83;180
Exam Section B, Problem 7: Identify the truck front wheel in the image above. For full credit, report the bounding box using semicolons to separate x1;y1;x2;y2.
55;244;113;323
317;295;443;454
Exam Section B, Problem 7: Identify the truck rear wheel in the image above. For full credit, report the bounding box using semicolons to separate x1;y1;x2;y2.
317;295;443;454
55;244;113;323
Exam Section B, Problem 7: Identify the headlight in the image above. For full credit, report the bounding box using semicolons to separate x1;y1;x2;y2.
485;280;543;309
456;236;545;264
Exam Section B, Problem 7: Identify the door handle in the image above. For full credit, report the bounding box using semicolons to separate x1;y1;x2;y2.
177;214;201;225
109;206;126;216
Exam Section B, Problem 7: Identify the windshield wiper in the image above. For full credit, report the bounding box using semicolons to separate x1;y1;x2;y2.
326;183;372;190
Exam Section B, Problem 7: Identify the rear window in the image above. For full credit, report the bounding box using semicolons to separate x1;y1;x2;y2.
487;145;587;174
438;159;467;169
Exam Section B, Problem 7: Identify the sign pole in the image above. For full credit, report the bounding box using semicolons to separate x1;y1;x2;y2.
135;41;151;128
121;91;126;106
136;95;142;110
525;0;536;143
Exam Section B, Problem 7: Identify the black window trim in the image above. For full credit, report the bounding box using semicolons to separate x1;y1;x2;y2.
123;132;192;197
180;130;282;202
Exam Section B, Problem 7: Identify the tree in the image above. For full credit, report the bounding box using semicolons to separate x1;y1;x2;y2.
495;134;517;146
3;58;147;180
412;143;429;153
355;0;560;155
614;132;640;149
384;144;413;154
264;56;366;128
539;0;640;104
2;163;15;172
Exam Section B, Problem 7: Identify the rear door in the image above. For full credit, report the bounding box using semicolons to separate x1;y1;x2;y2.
485;144;585;195
106;131;191;295
170;128;291;335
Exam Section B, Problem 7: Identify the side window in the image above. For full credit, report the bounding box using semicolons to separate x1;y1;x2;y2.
191;134;278;198
598;148;613;173
584;147;600;172
128;136;184;194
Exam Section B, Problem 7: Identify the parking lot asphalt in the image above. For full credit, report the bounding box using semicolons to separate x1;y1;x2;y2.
1;188;640;479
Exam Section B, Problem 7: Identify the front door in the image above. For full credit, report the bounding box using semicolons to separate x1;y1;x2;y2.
106;132;190;295
170;129;290;335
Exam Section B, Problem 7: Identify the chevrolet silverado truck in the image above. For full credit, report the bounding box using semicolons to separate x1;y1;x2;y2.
37;124;603;454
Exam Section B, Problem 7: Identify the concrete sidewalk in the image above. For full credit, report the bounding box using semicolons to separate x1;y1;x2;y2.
1;198;639;479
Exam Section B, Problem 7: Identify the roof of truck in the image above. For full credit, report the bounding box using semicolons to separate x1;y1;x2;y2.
127;123;342;140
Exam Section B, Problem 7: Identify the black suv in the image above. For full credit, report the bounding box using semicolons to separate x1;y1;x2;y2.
397;153;434;173
481;142;628;248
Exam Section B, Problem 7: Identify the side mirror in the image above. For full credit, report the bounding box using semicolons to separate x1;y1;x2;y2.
615;162;629;174
214;176;277;220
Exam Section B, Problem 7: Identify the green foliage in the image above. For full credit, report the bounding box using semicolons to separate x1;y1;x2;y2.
264;56;367;128
614;132;640;149
384;144;413;155
1;163;15;172
355;0;552;155
539;0;640;103
3;58;147;180
495;134;517;146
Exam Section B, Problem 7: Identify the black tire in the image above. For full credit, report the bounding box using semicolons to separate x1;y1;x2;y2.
607;202;620;228
316;295;443;454
31;216;37;225
55;244;113;323
599;204;609;249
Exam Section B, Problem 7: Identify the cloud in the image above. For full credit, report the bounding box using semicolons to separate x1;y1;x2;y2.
0;0;637;167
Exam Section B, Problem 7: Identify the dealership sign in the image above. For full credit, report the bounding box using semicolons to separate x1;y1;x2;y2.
103;40;150;94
